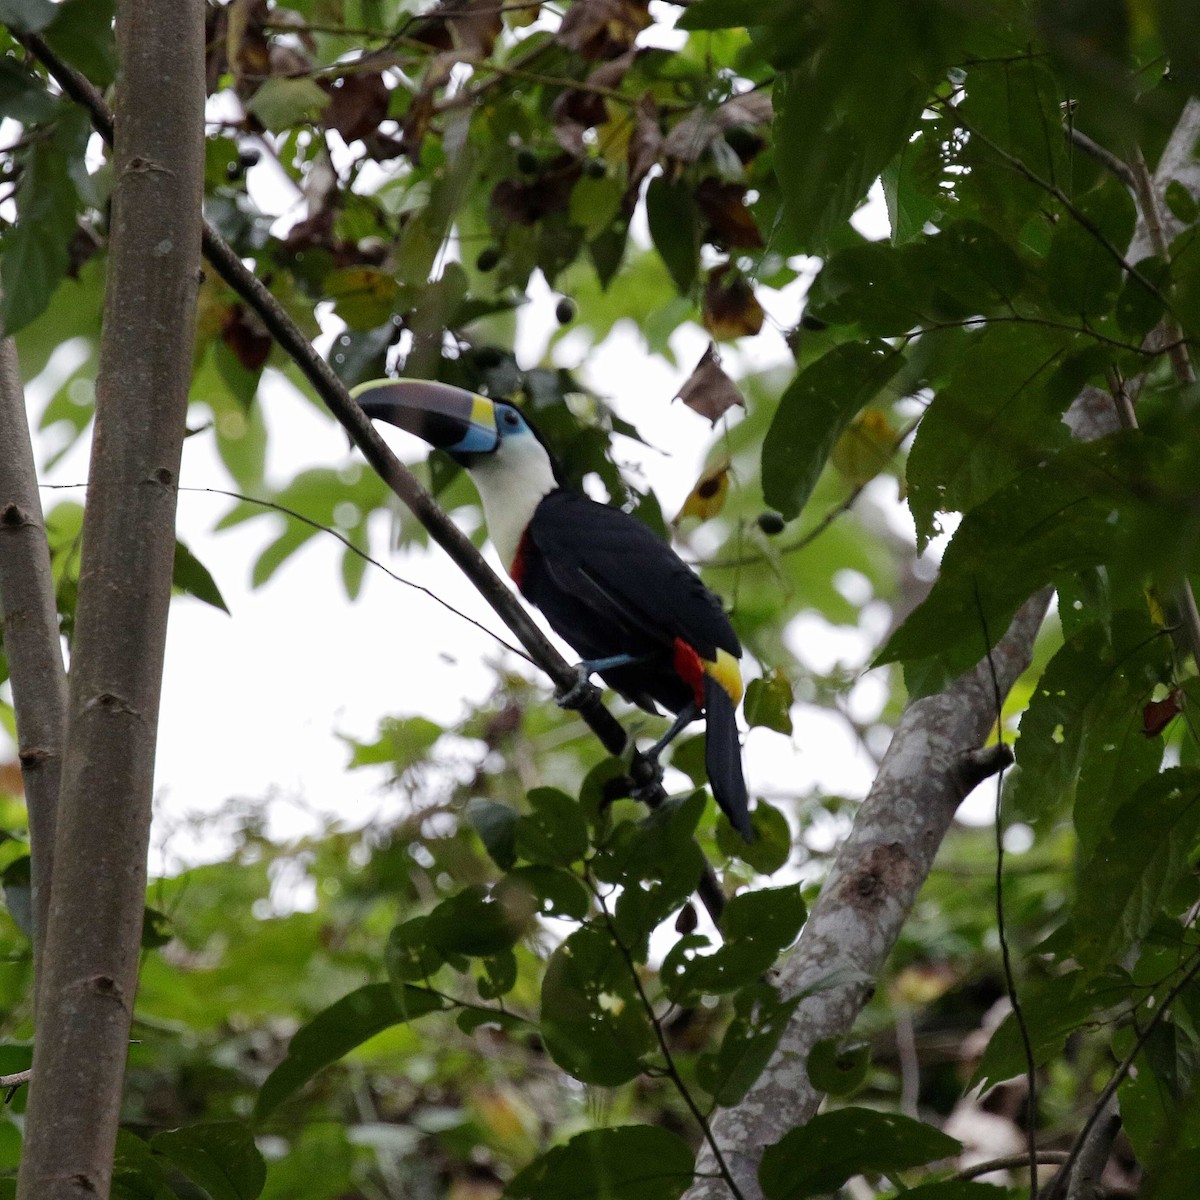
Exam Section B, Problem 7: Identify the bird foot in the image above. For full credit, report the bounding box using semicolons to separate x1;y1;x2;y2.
555;664;602;712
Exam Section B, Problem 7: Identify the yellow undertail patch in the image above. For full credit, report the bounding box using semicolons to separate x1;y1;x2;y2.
704;648;743;705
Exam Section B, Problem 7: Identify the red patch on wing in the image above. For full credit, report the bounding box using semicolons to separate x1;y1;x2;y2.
509;530;530;593
673;637;706;707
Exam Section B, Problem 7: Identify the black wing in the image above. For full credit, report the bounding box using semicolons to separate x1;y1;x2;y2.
524;490;739;661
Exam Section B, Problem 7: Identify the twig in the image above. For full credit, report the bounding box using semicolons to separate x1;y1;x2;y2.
975;582;1038;1200
591;879;746;1200
1066;1097;1119;1200
178;485;535;663
1065;127;1137;190
954;1151;1070;1182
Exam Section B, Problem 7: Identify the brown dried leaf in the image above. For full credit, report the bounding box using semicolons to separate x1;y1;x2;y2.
695;178;763;249
221;303;272;373
702;266;764;340
324;72;390;144
663;91;773;164
491;155;582;224
557;0;651;60
1143;688;1185;738
675;343;745;424
626;94;662;200
226;0;270;95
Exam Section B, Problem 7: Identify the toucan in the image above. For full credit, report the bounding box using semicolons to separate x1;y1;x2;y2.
354;378;753;841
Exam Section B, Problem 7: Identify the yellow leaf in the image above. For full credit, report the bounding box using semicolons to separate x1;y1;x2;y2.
830;410;896;487
673;458;731;524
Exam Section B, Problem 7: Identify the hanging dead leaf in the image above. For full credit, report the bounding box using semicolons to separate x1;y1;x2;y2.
673;457;732;524
663;91;773;164
491;155;582;224
626;94;662;201
695;178;763;249
226;0;270;96
221;303;272;373
702;265;764;340
1143;688;1185;738
829;410;897;487
675;343;745;424
323;71;390;144
552;51;634;157
557;0;651;60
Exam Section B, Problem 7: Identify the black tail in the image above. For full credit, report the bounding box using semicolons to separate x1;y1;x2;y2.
704;675;753;841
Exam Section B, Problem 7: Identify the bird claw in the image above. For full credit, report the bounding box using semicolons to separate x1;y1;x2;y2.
556;664;601;711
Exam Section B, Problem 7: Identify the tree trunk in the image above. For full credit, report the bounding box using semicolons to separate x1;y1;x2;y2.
15;3;205;1195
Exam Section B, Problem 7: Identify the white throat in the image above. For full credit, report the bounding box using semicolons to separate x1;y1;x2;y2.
469;435;557;570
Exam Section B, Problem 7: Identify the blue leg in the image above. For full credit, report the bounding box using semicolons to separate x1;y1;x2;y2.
646;702;700;759
556;654;648;710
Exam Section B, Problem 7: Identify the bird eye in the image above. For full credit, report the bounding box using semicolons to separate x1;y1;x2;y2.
502;410;520;427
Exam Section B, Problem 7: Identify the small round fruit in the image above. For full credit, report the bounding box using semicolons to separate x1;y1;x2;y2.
475;246;501;272
555;297;576;324
757;511;786;535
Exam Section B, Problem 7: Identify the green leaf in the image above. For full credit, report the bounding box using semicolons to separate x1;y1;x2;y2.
255;983;446;1118
514;787;589;867
0;58;59;123
806;1038;871;1096
677;0;782;31
425;883;533;958
467;797;519;870
508;1125;694;1200
499;866;591;921
0;0;58;32
716;798;791;874
385;916;445;984
150;1122;266;1200
43;0;117;86
771;0;937;250
645;176;700;294
878;436;1151;692
1007;610;1170;837
1074;768;1200;970
111;1130;173;1200
744;671;793;734
759;1108;960;1200
141;906;173;950
662;884;806;1003
173;540;230;613
971;968;1128;1092
697;981;799;1105
540;926;656;1085
245;77;330;132
905;324;1075;550
762;341;901;520
1045;186;1135;319
0;115;86;336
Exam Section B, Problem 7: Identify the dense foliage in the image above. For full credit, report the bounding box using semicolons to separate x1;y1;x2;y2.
1;0;1200;1196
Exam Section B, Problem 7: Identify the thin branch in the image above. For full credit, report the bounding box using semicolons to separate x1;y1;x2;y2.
1065;126;1137;190
591;878;746;1200
976;582;1038;1200
0;337;66;1017
179;485;535;663
954;1151;1070;1183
